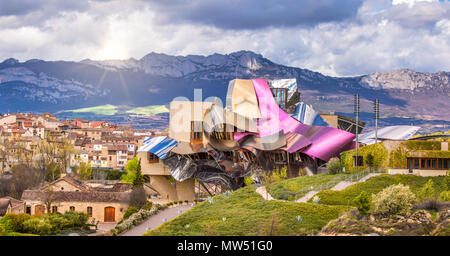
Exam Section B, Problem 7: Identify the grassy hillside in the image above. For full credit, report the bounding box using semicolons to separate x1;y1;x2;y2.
125;105;169;115
312;174;448;206
268;173;350;201
145;186;350;236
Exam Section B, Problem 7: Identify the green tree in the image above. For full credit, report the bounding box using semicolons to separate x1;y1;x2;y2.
326;157;342;174
132;159;145;189
418;179;435;201
365;153;374;172
77;162;92;181
120;157;138;184
353;191;371;215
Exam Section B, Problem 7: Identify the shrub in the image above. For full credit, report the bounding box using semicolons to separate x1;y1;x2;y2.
43;213;71;233
444;171;450;190
23;218;52;235
372;184;416;216
418;179;436;201
244;176;255;186
0;224;5;236
326;157;342;174
312;196;320;204
353;191;371;215
143;202;153;211
63;211;88;228
129;186;147;208
1;213;31;232
114;204;165;235
439;191;449;202
123;207;139;220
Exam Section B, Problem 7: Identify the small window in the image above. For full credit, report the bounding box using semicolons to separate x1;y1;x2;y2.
70;206;75;211
61;187;64;190
52;206;58;213
353;156;364;167
191;121;203;142
87;206;93;217
271;87;288;110
26;206;31;215
147;152;159;163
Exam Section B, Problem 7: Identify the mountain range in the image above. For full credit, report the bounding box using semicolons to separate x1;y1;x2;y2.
0;51;449;132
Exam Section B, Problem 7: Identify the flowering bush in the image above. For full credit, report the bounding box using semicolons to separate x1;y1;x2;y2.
372;184;416;216
113;204;166;235
312;196;320;204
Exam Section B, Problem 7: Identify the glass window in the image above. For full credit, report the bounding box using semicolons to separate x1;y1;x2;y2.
421;159;426;169
432;159;436;169
87;207;93;217
353;156;364;167
191;121;203;141
438;159;442;169
70;206;75;211
444;159;449;169
427;159;431;169
52;206;58;213
414;159;419;169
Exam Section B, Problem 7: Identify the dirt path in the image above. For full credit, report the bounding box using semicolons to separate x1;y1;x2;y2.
120;205;193;236
256;173;382;203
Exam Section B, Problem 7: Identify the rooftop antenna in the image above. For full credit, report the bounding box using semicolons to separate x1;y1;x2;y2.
374;99;379;144
354;94;360;175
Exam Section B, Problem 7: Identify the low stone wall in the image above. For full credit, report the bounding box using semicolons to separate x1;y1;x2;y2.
388;168;447;177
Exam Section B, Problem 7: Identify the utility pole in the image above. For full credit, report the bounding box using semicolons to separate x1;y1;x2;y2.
67;119;72;176
355;94;360;175
374;99;379;144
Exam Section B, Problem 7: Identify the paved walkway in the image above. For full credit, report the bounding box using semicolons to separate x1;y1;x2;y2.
256;173;382;203
87;222;117;236
120;205;193;236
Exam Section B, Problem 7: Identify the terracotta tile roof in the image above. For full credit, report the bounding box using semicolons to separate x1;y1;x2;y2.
92;183;131;192
43;176;89;192
0;198;11;216
21;190;131;203
107;145;128;151
0;196;24;215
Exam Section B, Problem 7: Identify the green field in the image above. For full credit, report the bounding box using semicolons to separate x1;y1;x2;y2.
60;104;169;116
312;174;448;206
145;186;350;236
268;173;350;201
125;105;169;115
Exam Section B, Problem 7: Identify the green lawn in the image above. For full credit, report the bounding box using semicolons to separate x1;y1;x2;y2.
63;104;118;115
125;105;169;115
312;174;448;206
268;173;350;201
145;186;350;236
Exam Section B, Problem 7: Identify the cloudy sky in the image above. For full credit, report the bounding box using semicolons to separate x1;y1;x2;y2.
0;0;449;76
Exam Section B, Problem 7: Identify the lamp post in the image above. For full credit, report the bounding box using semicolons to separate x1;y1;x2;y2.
354;94;360;175
374;99;379;144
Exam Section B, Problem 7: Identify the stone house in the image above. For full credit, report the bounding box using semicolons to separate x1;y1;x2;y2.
21;176;131;222
0;196;25;216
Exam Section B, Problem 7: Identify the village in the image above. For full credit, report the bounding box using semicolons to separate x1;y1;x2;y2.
0;112;176;232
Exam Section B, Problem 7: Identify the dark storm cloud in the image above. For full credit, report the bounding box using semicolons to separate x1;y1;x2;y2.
0;0;99;17
142;0;365;29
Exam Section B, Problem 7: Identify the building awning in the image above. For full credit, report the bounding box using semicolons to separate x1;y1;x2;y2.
138;136;178;159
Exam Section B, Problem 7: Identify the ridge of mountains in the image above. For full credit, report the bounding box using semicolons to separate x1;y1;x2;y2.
0;50;449;132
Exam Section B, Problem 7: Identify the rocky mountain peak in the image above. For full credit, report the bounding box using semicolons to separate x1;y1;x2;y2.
1;58;19;65
360;69;450;90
